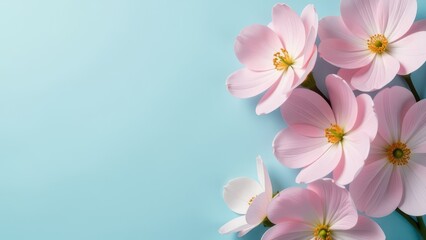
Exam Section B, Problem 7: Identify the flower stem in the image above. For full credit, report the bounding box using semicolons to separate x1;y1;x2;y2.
396;208;426;239
301;72;330;104
402;74;421;102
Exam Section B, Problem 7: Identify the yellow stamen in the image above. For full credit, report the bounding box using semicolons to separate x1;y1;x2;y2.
248;196;256;205
386;142;411;166
273;49;294;71
314;224;333;240
367;34;388;54
325;124;345;144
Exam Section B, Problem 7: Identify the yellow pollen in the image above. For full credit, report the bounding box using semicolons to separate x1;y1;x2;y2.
248;196;256;205
325;124;345;144
314;224;332;240
273;48;294;71
367;34;388;54
386;142;411;166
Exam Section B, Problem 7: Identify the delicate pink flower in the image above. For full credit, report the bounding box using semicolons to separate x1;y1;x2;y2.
350;86;426;217
227;3;318;115
263;179;385;240
219;156;272;237
318;0;426;92
273;74;377;185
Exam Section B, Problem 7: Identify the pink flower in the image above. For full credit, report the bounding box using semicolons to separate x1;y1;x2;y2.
227;3;318;115
350;86;426;217
219;156;272;237
263;179;385;240
318;0;426;92
273;74;378;185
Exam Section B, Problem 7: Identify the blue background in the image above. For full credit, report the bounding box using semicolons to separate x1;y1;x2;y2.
0;0;425;239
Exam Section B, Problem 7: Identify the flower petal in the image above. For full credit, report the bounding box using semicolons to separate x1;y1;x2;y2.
218;216;251;235
341;0;380;38
319;39;373;69
404;19;426;36
281;88;335;131
223;177;263;214
293;47;317;87
261;222;313;240
246;192;268;225
399;161;426;216
373;86;415;144
237;225;257;237
334;131;370;185
301;4;318;37
391;31;426;75
226;68;281;98
296;144;342;184
307;179;358;230
255;68;294;115
332;215;385;240
319;16;364;42
268;187;322;224
401;99;426;150
337;68;358;88
256;156;272;198
235;24;283;71
349;159;403;217
381;0;417;41
350;53;400;92
271;4;306;57
326;74;358;131
274;128;332;169
351;94;378;140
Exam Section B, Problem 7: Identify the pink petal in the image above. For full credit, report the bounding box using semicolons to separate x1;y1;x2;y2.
271;4;306;57
235;24;283;71
293;47;317;86
349;159;403;217
219;216;251;234
273;128;332;169
261;222;313;240
223;177;263;214
246;192;268;225
373;86;415;144
351;94;378;140
255;68;294;115
307;179;358;230
334;131;370;185
351;53;400;92
268;187;322;224
399;161;426;216
381;0;417;41
296;144;342;184
300;4;318;37
341;0;380;38
226;68;281;98
281;88;335;131
332;215;385;240
256;156;272;198
326;74;358;131
319;38;373;69
401;100;426;150
404;19;426;36
318;16;364;42
337;68;357;89
368;133;390;162
410;153;426;168
300;28;317;67
391;31;426;75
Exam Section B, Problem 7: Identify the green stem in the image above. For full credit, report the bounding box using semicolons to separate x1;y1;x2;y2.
301;72;330;105
396;208;426;239
402;74;421;102
417;216;426;240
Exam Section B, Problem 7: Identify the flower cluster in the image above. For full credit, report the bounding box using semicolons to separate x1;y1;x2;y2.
221;0;426;239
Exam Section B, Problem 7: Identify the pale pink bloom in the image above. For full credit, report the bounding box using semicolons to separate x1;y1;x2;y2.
219;156;272;237
319;0;426;92
350;86;426;217
227;3;318;115
273;74;378;185
263;179;385;240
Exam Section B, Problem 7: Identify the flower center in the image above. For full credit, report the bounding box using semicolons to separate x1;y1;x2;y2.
386;142;411;166
273;48;294;71
314;224;332;240
367;34;388;54
325;124;345;144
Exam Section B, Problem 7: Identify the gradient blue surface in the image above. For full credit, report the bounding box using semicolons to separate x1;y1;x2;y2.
0;0;425;239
